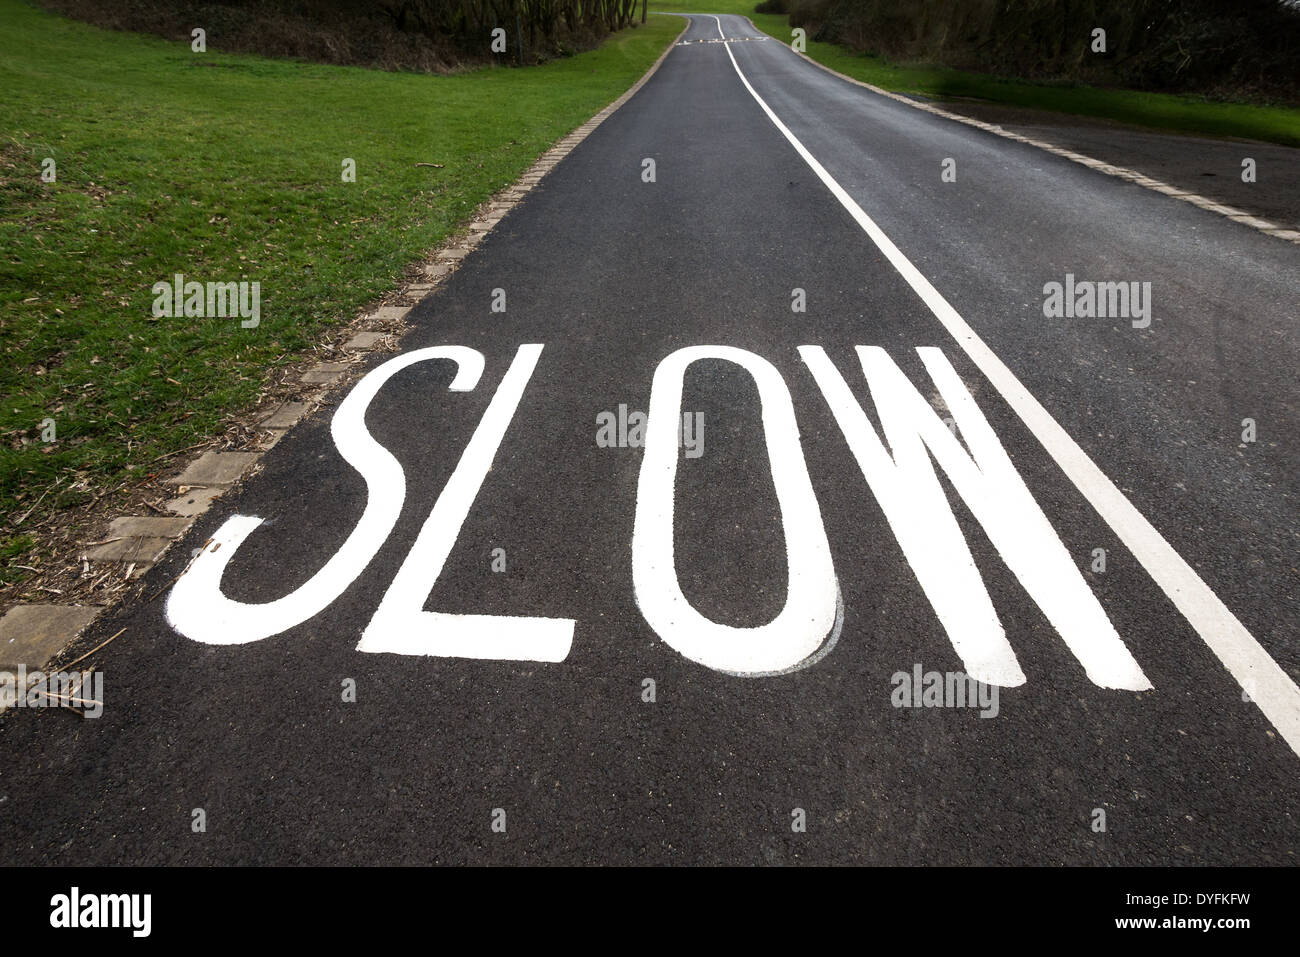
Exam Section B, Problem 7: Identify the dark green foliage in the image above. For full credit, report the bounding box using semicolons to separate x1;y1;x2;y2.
784;0;1300;103
41;0;650;69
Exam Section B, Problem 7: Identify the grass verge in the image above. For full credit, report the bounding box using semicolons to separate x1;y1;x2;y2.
650;1;1300;147
0;0;681;582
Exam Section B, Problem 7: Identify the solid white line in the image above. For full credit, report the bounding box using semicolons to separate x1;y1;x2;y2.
710;14;725;40
718;36;1300;757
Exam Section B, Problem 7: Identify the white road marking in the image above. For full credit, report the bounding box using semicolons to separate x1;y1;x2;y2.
166;346;484;645
359;344;574;661
710;14;725;40
633;346;840;675
802;344;1150;690
719;33;1300;754
722;584;846;679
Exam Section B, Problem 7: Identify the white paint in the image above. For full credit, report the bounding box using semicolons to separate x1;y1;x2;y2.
802;345;1149;690
359;344;574;662
721;41;1300;752
710;14;726;40
723;584;845;678
167;346;483;645
632;346;839;674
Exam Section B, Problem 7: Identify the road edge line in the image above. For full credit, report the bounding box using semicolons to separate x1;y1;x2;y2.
720;33;1300;758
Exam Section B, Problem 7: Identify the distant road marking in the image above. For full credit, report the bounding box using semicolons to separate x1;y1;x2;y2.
715;25;1300;756
676;38;769;46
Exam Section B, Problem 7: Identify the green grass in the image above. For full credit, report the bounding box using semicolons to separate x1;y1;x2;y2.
0;0;682;577
651;1;1300;146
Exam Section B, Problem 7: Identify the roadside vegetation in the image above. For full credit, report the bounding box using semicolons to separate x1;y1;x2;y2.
0;0;681;583
781;0;1300;105
41;0;653;69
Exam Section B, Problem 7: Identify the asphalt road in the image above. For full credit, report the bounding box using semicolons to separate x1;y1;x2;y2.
2;13;1298;865
924;99;1300;231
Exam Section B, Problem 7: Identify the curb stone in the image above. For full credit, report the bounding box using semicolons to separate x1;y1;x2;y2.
0;604;103;713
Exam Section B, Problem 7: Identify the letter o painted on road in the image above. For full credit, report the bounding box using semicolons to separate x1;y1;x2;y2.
632;345;839;674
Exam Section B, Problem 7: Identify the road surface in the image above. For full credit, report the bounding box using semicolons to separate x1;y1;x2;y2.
2;13;1297;865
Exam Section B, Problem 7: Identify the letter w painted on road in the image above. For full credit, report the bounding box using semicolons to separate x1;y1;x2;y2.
801;345;1150;691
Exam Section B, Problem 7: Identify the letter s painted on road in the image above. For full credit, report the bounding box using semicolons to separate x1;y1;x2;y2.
167;345;572;663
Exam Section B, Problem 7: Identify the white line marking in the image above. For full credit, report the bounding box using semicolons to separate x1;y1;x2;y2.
709;14;725;40
719;37;1300;755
